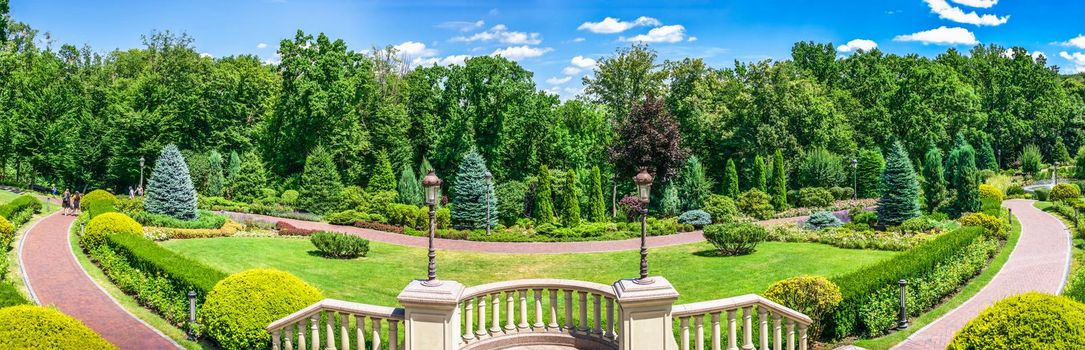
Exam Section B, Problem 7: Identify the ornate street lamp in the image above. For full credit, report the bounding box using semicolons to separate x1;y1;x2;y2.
421;170;443;287
633;168;654;284
851;158;858;200
139;156;146;194
484;171;493;236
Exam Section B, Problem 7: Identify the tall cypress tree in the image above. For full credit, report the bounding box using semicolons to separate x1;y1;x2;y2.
226;151;241;182
561;170;581;227
922;147;947;214
752;155;767;192
953;145;981;215
144;144;199;220
299;145;344;215
877;142;920;226
397;164;423;205
771;150;788;210
534;165;555;224
660;183;680;217
588;166;606;222
857;149;885;198
976;138;998;170
451;149;497;229
723;159;739;198
206;150;225;197
368;151;396;193
677;156;711;211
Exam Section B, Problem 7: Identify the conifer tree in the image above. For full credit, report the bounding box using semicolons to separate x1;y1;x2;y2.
397;164;423;205
561;170;582;226
677;156;711;211
660;183;680;217
723;159;739;198
857;149;885;198
976;138;998;170
1055;139;1071;163
451;149;498;229
227;151;241;182
534;165;555;224
588;166;606;222
922;147;948;214
877;142;920;226
299;145;343;214
953;145;981;215
206;150;225;197
144;144;199;220
771;150;788;210
752;155;767;192
231;152;268;203
1076;147;1085;180
368;151;396;193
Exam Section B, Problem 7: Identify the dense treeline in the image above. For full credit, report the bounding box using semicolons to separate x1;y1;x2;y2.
2;10;1083;207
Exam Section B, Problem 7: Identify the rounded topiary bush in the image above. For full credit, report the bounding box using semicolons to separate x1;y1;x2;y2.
764;276;841;340
80;189;116;212
737;189;775;220
977;184;1004;203
803;211;843;230
948;293;1085;350
81;212;143;249
0;305;115;349
201;269;323;350
678;210;712;228
0;216;14;250
1049;183;1081;202
702;195;738;224
799;187;835;208
703;222;767;256
958;212;1007;239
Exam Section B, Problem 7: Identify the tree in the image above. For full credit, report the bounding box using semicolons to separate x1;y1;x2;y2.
798;148;845;189
856;149;885;198
226;151;241;182
1055;139;1071;163
723;159;740;198
922;147;948;213
534;165;555;224
231;152;268;203
583;44;664;123
1020;144;1043;176
877;142;920;226
976;138;998;170
451;149;497;229
660;183;680;217
368;152;396;193
397;165;423;205
588;166;607;222
677;156;711;211
751;155;767;192
144;144;199;220
1076;147;1085;180
771;150;788;210
607;95;689;182
206;150;225;197
299;146;344;215
953;145;981;216
0;0;8;44
561;170;581;227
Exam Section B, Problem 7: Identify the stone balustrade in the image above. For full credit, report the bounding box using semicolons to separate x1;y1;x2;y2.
267;298;405;350
672;294;812;350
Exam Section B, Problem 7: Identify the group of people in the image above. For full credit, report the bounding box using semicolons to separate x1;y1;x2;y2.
128;185;143;198
60;189;82;216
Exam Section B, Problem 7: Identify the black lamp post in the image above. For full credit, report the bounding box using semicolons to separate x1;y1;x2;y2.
633;168;654;284
187;290;197;340
851;158;858;199
484;171;493;236
139;156;146;194
421;170;443;287
897;279;909;329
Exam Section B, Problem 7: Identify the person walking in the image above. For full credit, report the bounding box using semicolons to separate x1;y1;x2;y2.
62;189;71;216
72;192;82;215
128;186;134;199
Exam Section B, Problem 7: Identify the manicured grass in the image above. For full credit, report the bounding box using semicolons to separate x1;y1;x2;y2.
1034;201;1083;288
161;238;898;306
0;190;19;204
854;211;1022;349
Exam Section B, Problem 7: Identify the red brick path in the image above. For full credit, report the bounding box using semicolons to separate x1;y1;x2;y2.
20;212;179;349
892;199;1071;349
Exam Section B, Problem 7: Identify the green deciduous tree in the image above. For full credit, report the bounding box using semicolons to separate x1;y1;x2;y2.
451;149;497;229
299;146;343;215
397;165;423;205
922;147;948;213
771;150;788;210
588;166;607;222
206;150;225;197
1075;147;1085;180
723;159;739;198
144;144;198;220
534;165;555;224
561;170;581;227
583;44;664;123
857;149;885;198
877;142;920;226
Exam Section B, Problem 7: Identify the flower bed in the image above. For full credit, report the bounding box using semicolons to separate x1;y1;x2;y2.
145;220;243;241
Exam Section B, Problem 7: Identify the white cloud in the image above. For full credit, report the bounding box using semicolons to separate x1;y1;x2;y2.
437;20;485;32
1061;35;1085;49
490;46;552;60
950;0;998;8
1060;51;1085;66
687;36;698;42
200;52;213;58
578;16;660;34
546;76;572;85
894;26;979;45
572;37;586;43
412;54;471;67
453;24;542;45
837;39;878;53
924;0;1008;26
571;56;597;68
1032;51;1046;60
621;25;686;43
393;41;438;58
256;43;268;49
562;66;582;75
489;8;499;16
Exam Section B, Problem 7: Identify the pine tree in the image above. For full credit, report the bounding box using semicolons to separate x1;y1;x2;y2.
953;145;981;216
660;183;680;217
226;151;241;182
588;166;606;222
231;152;268;203
857;149;885;198
1055;139;1071;163
397;164;423;205
922;147;947;214
976;138;998;170
723;159;739;198
752;155;767;192
877;142;920;226
677;156;711;211
206;150;225;197
771;150;788;210
368;151;396;193
299;145;344;215
144;144;199;220
418;157;434;181
451;149;498;229
561;170;582;227
534;165;555;224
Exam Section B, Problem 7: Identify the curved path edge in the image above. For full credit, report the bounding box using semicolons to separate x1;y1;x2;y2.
20;212;181;350
891;199;1072;350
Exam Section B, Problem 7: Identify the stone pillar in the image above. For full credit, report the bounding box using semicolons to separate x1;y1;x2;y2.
397;279;465;350
613;277;680;350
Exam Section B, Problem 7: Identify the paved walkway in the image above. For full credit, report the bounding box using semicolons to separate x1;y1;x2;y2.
892;199;1072;349
20;212;179;350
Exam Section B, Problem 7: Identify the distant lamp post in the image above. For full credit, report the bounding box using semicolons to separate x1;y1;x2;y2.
897;280;909;329
851;158;859;199
633;168;654;284
139;156;146;194
1054;161;1060;185
421;170;443;287
187;290;197;340
484;171;493;236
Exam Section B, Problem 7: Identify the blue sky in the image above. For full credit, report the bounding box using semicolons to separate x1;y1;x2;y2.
10;0;1085;98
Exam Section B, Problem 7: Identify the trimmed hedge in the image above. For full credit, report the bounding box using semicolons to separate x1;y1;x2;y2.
0;195;42;219
132;210;226;229
144;220;243;241
81;212;143;250
201;269;323;350
80;189;117;218
704;222;768;256
310;231;370;258
764;276;841;340
0;305;115;350
948;293;1085;350
104;233;226;294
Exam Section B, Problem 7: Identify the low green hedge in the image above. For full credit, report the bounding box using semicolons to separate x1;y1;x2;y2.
0;195;41;219
0;305;115;349
132;210;226;229
311;231;370;258
0;282;29;308
201;269;322;350
948;293;1085;350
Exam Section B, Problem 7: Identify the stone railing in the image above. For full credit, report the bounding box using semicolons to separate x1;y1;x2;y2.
267;298;405;350
672;295;812;350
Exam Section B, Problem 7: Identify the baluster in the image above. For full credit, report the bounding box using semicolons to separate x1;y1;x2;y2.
519;290;529;330
355;315;366;350
743;307;754;350
372;318;383;350
786;320;795;350
491;293;502;333
339;313;349;350
564;290;574;332
533;289;544;329
506;291;516;331
325;312;336;350
711;312;721;350
549;289;560;330
759;309;769;350
605;297;615;339
773;314;782;350
476;296;487;337
592;294;602;336
286;326;295;350
272;331;281;350
798;324;808;350
464;301;475;341
695;315;705;350
310;314;319;350
298;318;306;350
577;292;589;334
389;319;399;350
680;317;690;350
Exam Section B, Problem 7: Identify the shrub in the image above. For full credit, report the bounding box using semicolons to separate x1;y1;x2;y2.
702;195;738;224
723;158;740;198
299;145;343;215
1005;185;1025;197
81;212;143;250
678;156;712;211
326;210;386;225
799;187;835;208
678;210;712;227
958;212;1008;239
201;269;323;350
144;221;243;241
310;231;370;258
804;211;843;230
737;189;775;220
280;190;300;207
851;210;878;227
1050;183;1081;202
145;144;199;220
1020;144;1043;176
948;293;1085;350
367;151;396;192
276;221;318;236
829;186;853;201
230;152;268;203
354;220;404;234
618;195;644;222
703;222;767;256
80;189;117;217
396;164;423;206
977;184;1004;203
1066;267;1085;304
0;282;29;307
798;148;844;188
0;305;115;349
764;276;842;340
207;150;226;197
1034;188;1050;201
898;215;938;233
0;195;41;219
132;210;226;229
496;180;527;226
0;216;13;250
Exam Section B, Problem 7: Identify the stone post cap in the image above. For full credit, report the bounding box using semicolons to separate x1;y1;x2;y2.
397;279;465;308
613;277;679;305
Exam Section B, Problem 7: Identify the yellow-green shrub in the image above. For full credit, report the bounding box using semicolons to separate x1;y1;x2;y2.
1050;183;1082;202
0;216;14;250
977;184;1004;203
0;305;115;350
764;276;842;340
80;189;116;211
81;212;143;249
948;293;1085;350
201;269;323;350
958;212;1007;239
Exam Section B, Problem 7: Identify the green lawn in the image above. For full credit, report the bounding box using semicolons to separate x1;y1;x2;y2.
161;238;897;306
0;189;19;204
